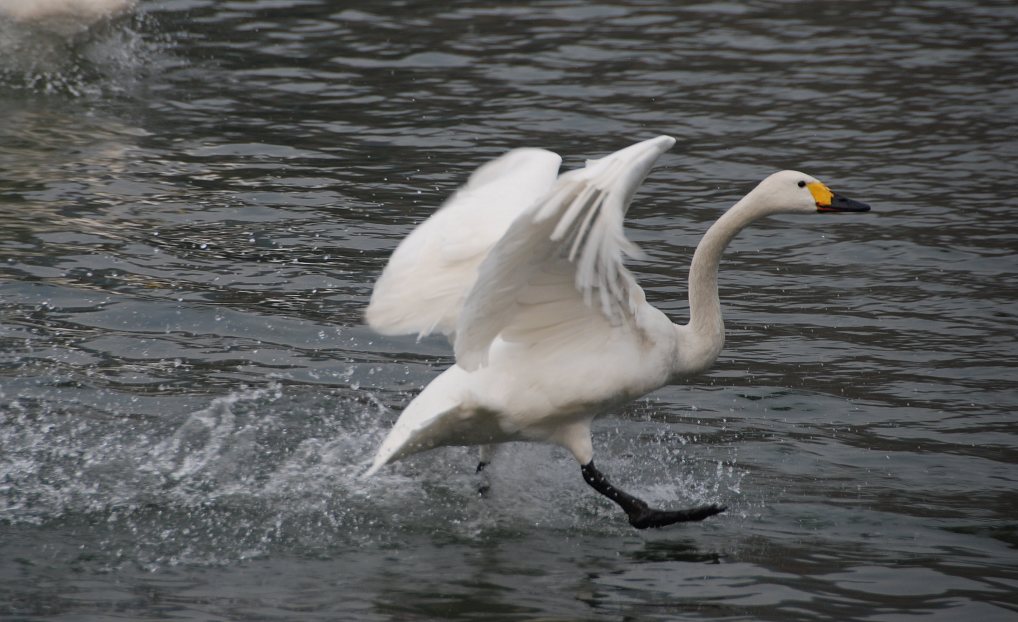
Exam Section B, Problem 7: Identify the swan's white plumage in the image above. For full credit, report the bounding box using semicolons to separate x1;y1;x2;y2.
455;135;674;370
366;148;561;339
363;137;870;528
365;136;679;475
0;0;134;36
363;135;872;482
0;0;133;21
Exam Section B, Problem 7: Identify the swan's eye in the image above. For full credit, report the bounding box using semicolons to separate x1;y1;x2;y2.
797;181;806;188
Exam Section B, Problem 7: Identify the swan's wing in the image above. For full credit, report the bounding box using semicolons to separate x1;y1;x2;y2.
366;148;562;339
454;135;676;370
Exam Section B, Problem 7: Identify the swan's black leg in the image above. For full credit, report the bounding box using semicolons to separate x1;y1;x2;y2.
580;461;725;529
476;460;490;496
475;445;499;497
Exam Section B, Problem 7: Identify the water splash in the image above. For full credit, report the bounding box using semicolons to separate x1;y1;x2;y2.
143;385;279;486
1;379;743;567
0;380;411;564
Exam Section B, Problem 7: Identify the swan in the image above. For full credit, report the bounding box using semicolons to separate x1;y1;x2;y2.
0;0;133;32
364;136;870;528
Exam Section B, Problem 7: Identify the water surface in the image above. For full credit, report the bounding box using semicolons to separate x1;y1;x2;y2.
1;1;1016;620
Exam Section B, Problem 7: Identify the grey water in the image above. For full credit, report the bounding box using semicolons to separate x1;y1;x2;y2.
1;0;1016;620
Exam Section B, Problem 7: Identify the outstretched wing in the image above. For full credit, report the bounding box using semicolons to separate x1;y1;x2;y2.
454;135;676;370
366;148;563;339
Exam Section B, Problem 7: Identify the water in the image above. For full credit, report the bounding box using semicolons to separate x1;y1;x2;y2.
1;0;1016;619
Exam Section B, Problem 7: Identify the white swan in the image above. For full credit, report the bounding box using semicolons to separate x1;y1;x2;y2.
364;136;870;528
0;0;133;32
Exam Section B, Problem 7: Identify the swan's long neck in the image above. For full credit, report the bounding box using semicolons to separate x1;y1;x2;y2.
679;196;764;373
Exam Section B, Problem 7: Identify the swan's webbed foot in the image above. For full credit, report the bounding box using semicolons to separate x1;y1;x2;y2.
625;502;726;529
581;461;725;529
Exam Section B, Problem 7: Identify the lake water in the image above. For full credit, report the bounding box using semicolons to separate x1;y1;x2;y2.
1;1;1016;620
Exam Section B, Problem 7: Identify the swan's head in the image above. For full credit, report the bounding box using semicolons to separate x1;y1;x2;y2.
749;170;870;215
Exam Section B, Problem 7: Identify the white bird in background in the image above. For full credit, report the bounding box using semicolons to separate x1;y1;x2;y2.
364;136;870;528
0;0;133;32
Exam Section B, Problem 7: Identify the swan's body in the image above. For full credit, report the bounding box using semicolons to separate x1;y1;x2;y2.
0;0;133;32
365;136;869;528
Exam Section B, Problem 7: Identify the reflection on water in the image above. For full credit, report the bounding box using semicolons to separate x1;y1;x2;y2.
1;0;1017;620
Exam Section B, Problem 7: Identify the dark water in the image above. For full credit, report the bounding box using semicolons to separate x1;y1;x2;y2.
1;0;1016;620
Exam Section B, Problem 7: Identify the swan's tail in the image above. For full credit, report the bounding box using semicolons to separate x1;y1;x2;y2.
361;403;459;478
361;364;484;478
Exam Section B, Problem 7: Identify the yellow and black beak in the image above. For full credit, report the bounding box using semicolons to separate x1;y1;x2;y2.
808;181;870;213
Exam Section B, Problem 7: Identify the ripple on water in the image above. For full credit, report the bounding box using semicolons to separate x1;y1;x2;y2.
2;0;1018;619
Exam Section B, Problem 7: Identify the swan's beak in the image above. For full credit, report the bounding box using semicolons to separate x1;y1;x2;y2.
808;182;870;212
818;193;870;213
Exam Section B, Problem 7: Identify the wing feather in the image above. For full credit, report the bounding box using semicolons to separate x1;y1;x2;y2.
455;135;676;370
365;148;562;338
